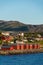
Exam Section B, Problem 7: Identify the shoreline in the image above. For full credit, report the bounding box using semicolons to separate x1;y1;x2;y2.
0;48;43;55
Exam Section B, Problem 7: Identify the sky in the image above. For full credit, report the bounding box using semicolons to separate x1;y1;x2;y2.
0;0;43;24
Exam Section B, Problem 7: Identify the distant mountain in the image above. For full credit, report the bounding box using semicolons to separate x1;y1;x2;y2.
0;20;43;33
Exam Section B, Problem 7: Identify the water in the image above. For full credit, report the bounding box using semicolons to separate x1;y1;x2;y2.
0;53;43;65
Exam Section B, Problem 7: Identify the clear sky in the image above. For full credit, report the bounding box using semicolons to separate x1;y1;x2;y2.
0;0;43;24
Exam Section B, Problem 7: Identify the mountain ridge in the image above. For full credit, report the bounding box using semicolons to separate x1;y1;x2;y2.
0;20;43;33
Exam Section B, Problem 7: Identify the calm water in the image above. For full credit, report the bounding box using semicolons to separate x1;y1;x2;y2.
0;53;43;65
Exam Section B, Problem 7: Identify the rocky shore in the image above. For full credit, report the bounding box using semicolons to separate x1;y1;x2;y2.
0;48;43;55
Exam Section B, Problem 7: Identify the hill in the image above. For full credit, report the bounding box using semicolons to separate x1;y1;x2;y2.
0;20;43;33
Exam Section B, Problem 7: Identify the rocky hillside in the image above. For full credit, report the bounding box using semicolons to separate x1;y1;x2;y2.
0;20;43;33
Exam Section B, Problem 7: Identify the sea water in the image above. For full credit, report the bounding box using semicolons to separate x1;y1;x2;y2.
0;53;43;65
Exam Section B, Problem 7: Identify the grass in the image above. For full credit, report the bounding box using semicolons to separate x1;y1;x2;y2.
27;40;43;45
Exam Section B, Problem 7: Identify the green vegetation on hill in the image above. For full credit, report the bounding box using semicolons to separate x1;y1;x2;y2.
0;20;43;33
